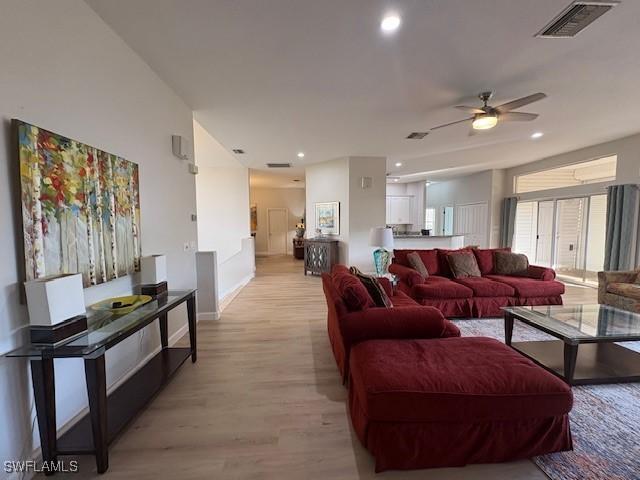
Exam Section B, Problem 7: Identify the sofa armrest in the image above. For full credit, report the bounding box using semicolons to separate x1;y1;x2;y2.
389;263;424;287
598;270;639;303
598;270;638;285
527;265;556;281
340;306;446;345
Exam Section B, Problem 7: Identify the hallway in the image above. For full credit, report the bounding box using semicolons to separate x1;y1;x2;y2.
62;255;595;479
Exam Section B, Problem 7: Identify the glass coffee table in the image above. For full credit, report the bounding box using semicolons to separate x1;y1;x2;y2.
503;304;640;385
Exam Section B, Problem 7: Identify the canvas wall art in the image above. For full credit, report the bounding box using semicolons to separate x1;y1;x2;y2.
18;120;141;287
250;204;257;233
315;201;340;235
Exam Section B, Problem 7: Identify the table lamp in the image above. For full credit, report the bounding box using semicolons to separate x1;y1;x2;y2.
369;227;394;275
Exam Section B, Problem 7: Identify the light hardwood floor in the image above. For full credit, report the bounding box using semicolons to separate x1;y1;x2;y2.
56;256;596;479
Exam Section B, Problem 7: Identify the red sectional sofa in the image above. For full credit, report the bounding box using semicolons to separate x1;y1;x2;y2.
349;337;573;472
390;248;565;318
321;265;460;381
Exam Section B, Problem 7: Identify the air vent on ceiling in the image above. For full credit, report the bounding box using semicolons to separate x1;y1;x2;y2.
406;132;429;139
232;148;245;154
536;1;619;38
266;163;291;168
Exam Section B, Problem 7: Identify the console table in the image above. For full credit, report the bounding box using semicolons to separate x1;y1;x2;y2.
5;290;196;474
304;237;339;275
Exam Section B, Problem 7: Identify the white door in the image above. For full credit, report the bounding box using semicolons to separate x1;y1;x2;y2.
454;202;488;247
267;208;288;255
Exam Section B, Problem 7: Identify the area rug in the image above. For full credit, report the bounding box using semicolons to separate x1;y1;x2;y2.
453;318;640;480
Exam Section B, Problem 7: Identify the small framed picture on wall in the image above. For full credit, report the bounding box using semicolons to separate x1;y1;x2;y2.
315;201;340;235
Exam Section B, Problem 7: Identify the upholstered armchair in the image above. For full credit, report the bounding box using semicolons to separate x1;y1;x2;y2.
598;270;640;313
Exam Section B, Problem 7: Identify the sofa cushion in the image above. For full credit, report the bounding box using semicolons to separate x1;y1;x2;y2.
485;275;565;297
472;248;511;275
436;248;472;278
494;251;529;276
412;277;473;299
350;267;393;308
390;290;420;308
607;282;640;301
349;337;573;423
393;249;439;275
407;252;429;278
453;277;515;297
447;251;481;278
332;271;376;311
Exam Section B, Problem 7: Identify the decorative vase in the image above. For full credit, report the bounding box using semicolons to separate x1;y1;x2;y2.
296;226;306;238
373;248;391;275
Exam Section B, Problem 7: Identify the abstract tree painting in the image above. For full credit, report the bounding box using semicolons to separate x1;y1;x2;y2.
18;121;141;287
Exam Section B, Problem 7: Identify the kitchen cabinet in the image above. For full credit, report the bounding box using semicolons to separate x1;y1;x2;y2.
386;196;413;224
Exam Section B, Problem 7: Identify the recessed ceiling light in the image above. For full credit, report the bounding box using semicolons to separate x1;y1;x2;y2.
395;162;402;167
393;178;399;182
531;132;544;139
297;152;305;158
381;14;401;33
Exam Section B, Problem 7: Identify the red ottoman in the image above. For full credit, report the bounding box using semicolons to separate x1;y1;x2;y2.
349;337;573;472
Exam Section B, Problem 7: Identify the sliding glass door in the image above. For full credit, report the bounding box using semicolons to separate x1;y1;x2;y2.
554;198;587;282
536;201;554;267
513;194;607;285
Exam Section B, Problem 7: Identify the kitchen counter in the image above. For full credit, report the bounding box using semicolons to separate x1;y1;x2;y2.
392;235;465;250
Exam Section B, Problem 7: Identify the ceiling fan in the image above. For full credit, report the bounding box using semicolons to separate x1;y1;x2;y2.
431;91;547;134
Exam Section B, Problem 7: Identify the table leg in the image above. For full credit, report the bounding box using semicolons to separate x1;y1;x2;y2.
85;354;108;473
159;313;168;349
187;295;197;363
504;312;514;346
31;358;57;475
564;343;579;385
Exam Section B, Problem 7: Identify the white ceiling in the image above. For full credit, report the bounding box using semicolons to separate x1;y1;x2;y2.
86;0;640;182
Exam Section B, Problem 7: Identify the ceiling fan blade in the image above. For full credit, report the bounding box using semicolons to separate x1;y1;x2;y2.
495;93;546;113
499;112;539;122
430;117;473;130
455;106;484;114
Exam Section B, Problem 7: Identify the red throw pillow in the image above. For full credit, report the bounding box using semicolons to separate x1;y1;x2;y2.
332;271;376;311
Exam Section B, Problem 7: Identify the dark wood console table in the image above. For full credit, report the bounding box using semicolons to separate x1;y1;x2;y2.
304;237;339;275
5;290;197;474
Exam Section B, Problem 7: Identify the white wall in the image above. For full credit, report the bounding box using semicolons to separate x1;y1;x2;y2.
305;156;386;270
348;157;387;271
0;0;197;472
193;120;254;316
305;158;350;262
194;120;250;263
250;187;305;255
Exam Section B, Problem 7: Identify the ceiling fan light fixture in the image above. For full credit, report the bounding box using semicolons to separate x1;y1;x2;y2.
472;113;498;130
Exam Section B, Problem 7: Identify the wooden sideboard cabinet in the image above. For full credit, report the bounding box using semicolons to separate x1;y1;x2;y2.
304;237;339;275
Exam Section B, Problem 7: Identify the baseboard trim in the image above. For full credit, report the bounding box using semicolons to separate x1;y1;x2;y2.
198;311;220;321
219;273;254;312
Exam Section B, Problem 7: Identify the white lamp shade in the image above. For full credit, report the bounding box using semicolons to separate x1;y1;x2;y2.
140;255;168;285
25;274;86;327
369;227;394;249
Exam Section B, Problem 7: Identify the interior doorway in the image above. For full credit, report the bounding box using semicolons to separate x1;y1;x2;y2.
267;208;288;255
